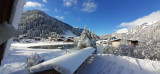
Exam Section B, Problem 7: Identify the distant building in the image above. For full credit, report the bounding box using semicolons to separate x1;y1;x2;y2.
110;39;121;48
60;36;65;39
127;40;138;46
28;36;33;39
57;38;64;41
13;38;20;42
22;35;28;39
65;38;74;42
68;36;74;39
110;39;139;48
48;37;53;41
34;37;41;41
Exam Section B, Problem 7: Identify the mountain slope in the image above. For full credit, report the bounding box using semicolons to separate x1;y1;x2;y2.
112;21;160;42
18;10;82;38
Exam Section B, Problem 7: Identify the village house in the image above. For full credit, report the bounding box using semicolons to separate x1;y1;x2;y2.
28;36;33;39
34;37;41;41
110;39;121;48
60;36;65;39
13;38;20;42
48;37;54;41
127;40;138;46
68;36;75;39
22;35;28;39
110;39;139;48
65;38;74;42
57;38;64;41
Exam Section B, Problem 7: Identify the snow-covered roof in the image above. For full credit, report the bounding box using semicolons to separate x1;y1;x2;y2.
127;39;138;41
30;47;95;74
111;39;121;42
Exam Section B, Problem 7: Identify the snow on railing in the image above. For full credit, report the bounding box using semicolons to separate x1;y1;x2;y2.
30;47;95;74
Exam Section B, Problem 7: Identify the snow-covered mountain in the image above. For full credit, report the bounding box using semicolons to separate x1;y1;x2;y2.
18;10;83;38
112;21;160;42
116;22;156;34
100;20;160;42
115;28;128;34
106;11;160;41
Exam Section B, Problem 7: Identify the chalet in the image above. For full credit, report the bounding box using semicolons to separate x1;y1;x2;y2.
13;38;20;42
60;36;65;39
48;38;57;41
48;38;53;41
65;38;74;42
110;39;139;48
127;40;138;46
57;38;64;41
29;36;33;39
48;37;53;41
68;36;74;39
110;39;121;48
22;35;28;39
34;37;41;41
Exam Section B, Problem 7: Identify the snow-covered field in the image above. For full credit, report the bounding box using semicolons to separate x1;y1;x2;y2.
78;54;160;74
0;42;160;74
0;42;76;74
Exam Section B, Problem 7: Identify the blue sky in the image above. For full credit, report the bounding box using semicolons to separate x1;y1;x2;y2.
24;0;160;35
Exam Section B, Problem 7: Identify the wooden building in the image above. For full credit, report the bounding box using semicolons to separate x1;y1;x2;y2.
60;36;65;39
110;39;139;48
127;40;138;46
57;38;64;41
65;38;74;42
13;38;20;42
34;37;41;41
110;39;121;48
29;36;33;39
68;36;74;39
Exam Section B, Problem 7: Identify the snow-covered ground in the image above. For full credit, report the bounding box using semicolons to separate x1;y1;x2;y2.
0;42;76;74
1;42;160;74
78;54;160;74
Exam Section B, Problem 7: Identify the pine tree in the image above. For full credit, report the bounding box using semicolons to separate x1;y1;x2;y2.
77;25;97;50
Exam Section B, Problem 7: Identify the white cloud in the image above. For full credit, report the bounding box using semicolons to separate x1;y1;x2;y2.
24;1;44;8
55;16;64;20
63;0;77;7
42;0;48;3
81;0;97;12
118;11;160;28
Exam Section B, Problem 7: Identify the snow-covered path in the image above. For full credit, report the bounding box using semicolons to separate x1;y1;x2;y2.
78;54;160;74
